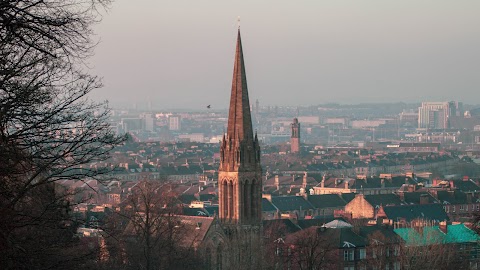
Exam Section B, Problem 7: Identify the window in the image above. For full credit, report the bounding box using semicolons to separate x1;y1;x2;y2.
477;205;479;211
460;205;465;211
394;262;401;270
344;250;354;261
359;248;366;259
452;206;456;212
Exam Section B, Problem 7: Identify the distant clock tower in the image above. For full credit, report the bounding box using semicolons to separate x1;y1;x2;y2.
291;118;300;153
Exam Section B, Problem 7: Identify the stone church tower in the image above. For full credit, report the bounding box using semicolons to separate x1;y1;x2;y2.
291;118;300;153
218;29;262;268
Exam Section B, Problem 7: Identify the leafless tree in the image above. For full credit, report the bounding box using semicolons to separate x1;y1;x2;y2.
286;227;337;270
397;228;470;270
1;1;124;269
263;220;290;270
364;230;402;270
103;181;200;270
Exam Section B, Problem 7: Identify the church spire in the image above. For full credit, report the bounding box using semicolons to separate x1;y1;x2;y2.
219;28;262;228
226;29;253;142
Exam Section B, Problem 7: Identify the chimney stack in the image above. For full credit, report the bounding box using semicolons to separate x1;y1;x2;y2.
439;221;448;234
275;175;279;190
419;194;429;205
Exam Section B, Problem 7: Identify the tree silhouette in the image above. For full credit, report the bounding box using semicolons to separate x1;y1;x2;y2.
0;1;124;268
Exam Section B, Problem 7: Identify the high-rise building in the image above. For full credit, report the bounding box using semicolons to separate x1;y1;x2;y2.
141;113;154;132
291;118;300;153
418;102;451;129
168;115;181;131
218;29;262;267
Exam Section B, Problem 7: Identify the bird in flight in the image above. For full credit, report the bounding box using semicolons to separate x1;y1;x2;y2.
207;105;211;109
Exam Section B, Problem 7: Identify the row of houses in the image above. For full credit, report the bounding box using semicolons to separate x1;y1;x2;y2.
267;219;480;270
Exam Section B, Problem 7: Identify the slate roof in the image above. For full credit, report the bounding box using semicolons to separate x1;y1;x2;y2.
436;190;474;204
263;219;301;234
287;227;367;249
307;194;347;208
177;216;216;247
182;207;210;217
452;180;480;192
296;216;340;229
382;204;448;222
403;192;438;204
270;196;315;211
394;224;479;246
359;225;403;244
179;194;196;204
199;194;215;202
262;198;277;212
203;205;218;216
341;193;356;203
364;194;403;208
323;176;418;190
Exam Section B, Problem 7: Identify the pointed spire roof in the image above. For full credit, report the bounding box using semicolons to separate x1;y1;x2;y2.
227;29;253;141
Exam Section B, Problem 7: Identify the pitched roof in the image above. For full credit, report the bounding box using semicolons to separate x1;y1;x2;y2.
287;227;367;249
383;204;448;222
436;190;472;204
203;205;219;216
341;193;356;203
262;198;277;212
452;180;480;192
364;194;403;208
177;216;216;247
271;196;315;211
402;192;438;204
182;207;210;217
359;225;403;245
394;224;479;246
307;194;347;208
263;219;301;234
323;220;353;229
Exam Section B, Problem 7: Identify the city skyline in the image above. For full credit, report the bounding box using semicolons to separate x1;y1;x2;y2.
90;0;480;109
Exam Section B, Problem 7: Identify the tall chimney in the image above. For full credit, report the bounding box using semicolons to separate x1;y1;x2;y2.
303;172;308;188
275;175;279;190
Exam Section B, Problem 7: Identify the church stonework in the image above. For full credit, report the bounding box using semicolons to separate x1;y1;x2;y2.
218;29;263;269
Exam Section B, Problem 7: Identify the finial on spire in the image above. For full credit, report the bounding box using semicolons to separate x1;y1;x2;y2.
237;16;241;29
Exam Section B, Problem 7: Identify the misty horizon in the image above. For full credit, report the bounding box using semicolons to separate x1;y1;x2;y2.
90;0;480;110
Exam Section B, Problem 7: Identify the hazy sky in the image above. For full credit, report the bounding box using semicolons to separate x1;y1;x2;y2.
90;0;480;109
